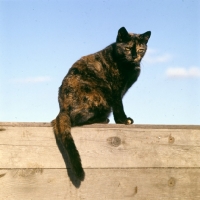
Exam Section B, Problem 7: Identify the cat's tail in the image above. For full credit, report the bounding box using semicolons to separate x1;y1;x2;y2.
51;112;85;181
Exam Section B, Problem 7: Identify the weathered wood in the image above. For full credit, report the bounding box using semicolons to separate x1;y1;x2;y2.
0;124;200;168
0;122;200;199
0;169;200;200
1;122;200;129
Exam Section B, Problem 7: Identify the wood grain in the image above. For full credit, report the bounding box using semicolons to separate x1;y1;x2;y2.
0;168;199;200
0;122;200;199
1;122;200;129
0;125;200;168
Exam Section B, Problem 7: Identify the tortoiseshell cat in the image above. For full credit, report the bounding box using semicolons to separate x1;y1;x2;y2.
52;27;151;180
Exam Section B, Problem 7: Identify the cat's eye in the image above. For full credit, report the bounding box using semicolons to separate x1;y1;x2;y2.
138;49;144;53
125;47;131;51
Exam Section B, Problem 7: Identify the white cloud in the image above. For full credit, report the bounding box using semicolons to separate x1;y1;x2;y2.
166;67;200;78
143;48;173;64
12;76;51;83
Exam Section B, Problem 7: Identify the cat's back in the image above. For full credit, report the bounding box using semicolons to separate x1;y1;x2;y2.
60;50;112;93
64;50;111;84
73;53;107;74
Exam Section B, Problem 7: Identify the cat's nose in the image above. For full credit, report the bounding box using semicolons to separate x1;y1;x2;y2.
132;55;137;59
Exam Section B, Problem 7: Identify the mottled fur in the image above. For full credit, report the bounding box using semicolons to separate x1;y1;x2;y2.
52;27;151;180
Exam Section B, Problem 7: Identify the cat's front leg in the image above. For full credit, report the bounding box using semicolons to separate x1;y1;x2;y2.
113;99;134;125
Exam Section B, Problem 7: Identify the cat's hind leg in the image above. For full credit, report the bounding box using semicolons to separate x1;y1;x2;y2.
70;107;111;126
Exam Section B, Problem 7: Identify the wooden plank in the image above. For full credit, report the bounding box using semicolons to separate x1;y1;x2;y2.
0;168;199;200
0;122;51;127
1;122;200;129
0;125;200;168
0;123;200;199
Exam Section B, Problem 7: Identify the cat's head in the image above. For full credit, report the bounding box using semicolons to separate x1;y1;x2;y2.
115;27;151;69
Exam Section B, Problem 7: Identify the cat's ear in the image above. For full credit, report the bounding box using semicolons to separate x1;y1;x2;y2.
116;27;131;42
139;31;151;44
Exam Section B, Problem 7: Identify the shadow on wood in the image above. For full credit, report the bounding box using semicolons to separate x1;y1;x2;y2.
55;137;82;188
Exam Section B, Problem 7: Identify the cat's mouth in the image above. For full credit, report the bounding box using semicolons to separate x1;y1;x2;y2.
132;62;140;70
134;66;140;70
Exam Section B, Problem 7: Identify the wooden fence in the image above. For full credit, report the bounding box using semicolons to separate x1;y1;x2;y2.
0;122;200;199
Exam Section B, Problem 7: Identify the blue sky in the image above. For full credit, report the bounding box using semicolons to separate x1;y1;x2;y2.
0;0;200;125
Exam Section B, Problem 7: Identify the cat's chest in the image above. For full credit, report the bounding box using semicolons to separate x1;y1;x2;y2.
121;69;140;95
123;68;140;83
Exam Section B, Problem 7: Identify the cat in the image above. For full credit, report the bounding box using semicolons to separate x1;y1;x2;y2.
52;27;151;181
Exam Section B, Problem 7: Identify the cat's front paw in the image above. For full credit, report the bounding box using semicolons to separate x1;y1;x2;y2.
125;117;134;125
101;118;110;124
